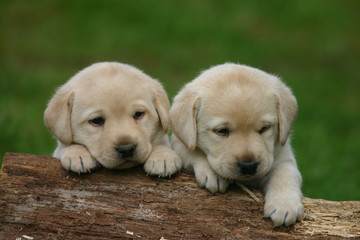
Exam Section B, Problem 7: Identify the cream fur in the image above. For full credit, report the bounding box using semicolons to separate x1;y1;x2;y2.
44;62;181;176
170;63;303;226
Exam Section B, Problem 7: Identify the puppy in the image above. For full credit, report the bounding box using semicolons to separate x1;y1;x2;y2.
44;62;181;176
170;63;304;226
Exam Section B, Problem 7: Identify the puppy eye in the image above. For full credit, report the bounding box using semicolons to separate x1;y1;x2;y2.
133;111;145;120
259;125;271;134
89;117;105;126
214;128;230;137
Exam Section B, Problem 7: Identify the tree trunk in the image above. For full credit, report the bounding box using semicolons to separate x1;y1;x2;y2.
1;153;359;239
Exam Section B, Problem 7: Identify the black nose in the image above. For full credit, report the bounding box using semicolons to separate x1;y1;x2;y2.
116;143;137;158
238;161;258;175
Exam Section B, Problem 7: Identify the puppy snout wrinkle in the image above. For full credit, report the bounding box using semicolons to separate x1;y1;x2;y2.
238;161;258;175
116;143;137;158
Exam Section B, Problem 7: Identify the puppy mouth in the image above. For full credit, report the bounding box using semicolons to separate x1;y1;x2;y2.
221;172;258;181
116;153;136;162
98;143;152;168
113;159;139;169
237;174;259;181
115;152;139;165
215;165;264;181
238;168;269;181
96;151;138;169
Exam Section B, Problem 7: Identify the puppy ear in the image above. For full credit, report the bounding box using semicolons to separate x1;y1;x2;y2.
170;90;200;151
152;82;171;132
276;82;298;146
44;85;74;145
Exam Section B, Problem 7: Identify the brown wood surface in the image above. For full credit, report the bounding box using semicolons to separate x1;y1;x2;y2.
0;153;359;239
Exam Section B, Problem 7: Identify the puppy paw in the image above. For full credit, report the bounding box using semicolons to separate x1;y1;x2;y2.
264;195;304;227
144;146;182;177
60;145;98;174
195;167;229;193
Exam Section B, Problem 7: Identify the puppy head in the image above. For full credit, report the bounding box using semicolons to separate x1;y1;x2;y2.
170;63;297;180
44;62;170;168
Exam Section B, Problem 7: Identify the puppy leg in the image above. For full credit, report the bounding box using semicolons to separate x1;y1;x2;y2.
263;147;304;226
144;145;182;177
54;142;98;174
172;135;229;193
192;154;229;193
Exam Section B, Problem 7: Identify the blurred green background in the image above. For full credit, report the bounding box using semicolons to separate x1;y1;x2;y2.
1;0;359;201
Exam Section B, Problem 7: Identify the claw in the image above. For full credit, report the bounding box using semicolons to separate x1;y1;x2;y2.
68;157;72;172
283;211;289;226
80;156;85;173
297;208;303;222
270;209;277;217
146;160;155;176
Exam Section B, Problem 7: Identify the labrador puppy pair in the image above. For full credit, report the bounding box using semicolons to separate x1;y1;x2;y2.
45;62;303;226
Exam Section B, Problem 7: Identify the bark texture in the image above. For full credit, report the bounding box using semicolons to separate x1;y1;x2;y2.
1;153;359;239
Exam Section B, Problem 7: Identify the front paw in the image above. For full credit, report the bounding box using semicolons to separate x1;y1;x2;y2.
144;146;182;177
60;145;98;174
264;195;304;227
195;166;229;193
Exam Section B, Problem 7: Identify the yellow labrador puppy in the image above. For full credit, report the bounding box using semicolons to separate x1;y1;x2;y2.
45;62;181;176
170;63;303;226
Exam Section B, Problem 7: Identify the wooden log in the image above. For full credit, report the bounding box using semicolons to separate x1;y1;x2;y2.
0;153;359;240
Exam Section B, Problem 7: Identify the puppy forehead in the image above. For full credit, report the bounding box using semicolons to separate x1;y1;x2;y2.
201;82;277;126
73;80;152;110
70;82;156;120
71;62;154;94
71;63;155;106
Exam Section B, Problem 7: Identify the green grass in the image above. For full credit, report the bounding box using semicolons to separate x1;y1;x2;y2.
1;0;359;201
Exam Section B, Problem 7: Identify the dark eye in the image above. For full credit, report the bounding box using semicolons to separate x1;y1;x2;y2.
89;117;105;126
214;128;230;137
133;111;145;120
259;125;271;134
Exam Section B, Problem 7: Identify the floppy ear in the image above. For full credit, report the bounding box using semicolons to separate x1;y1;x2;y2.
44;85;74;145
152;82;171;132
276;82;298;146
170;89;200;152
